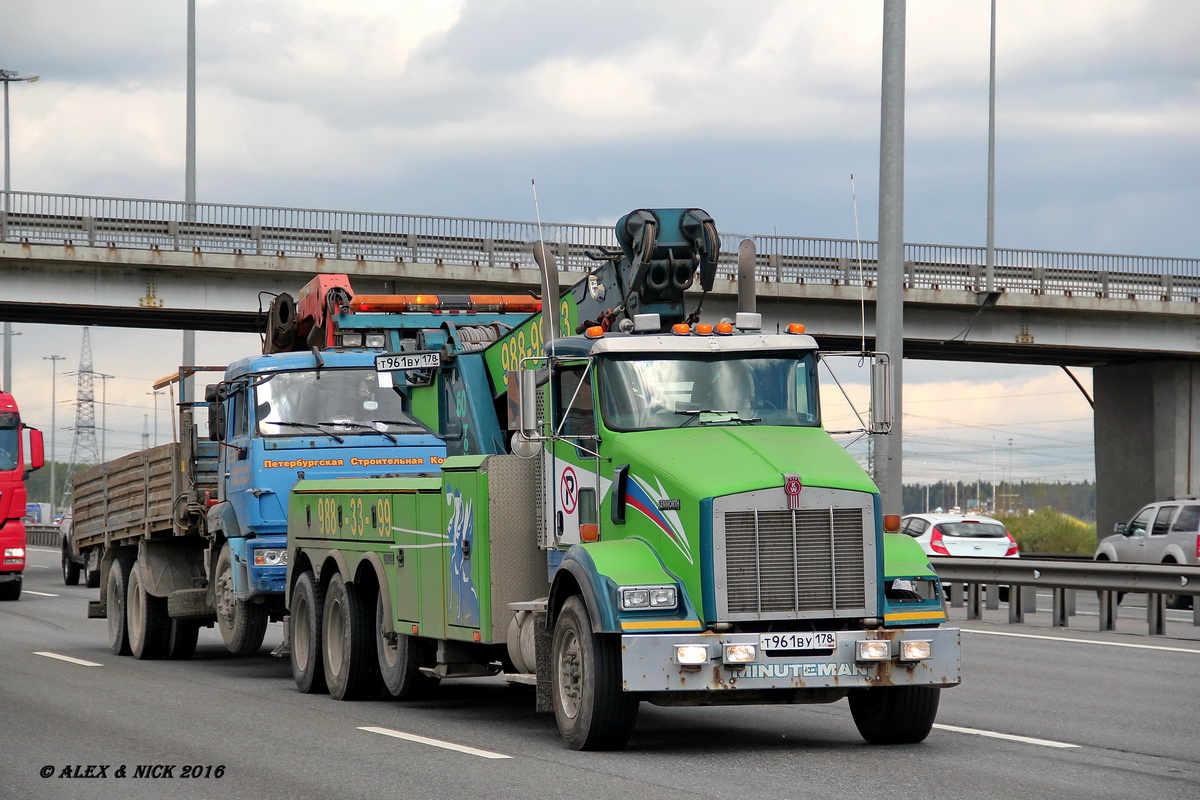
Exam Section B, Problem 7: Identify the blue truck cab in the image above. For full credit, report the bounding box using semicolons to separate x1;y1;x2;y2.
205;348;446;654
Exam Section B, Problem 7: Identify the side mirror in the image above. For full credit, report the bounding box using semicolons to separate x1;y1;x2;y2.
869;353;893;434
208;402;226;442
25;426;45;471
1114;521;1128;535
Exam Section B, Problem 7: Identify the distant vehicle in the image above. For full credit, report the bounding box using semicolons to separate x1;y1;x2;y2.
0;391;45;601
59;510;98;588
1095;498;1199;609
900;513;1020;559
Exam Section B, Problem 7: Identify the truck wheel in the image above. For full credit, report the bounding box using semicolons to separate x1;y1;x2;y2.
0;577;20;601
376;592;438;699
550;595;638;750
85;563;102;589
167;620;201;660
214;544;269;655
322;573;374;700
106;557;134;656
291;570;327;694
61;543;80;586
127;560;171;660
848;686;941;744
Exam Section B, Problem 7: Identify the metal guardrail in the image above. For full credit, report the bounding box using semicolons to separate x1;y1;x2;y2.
2;191;1198;303
930;556;1200;635
24;524;60;548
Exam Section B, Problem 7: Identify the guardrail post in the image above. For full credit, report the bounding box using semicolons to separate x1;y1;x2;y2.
1098;270;1110;298
82;216;96;248
966;584;982;620
1020;585;1038;613
1007;585;1025;624
406;232;419;262
1146;593;1166;635
839;257;852;285
483;238;495;269
948;583;964;608
1098;591;1118;631
251;225;262;256
330;230;342;260
1051;588;1070;628
168;220;180;251
985;584;1001;610
771;253;782;283
1192;602;1200;627
1160;273;1174;301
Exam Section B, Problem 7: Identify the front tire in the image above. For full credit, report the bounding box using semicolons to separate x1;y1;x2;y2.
167;620;201;660
290;570;326;694
550;595;638;751
322;573;375;700
376;592;438;699
62;543;80;586
214;543;269;655
127;560;171;660
106;557;134;655
849;686;941;744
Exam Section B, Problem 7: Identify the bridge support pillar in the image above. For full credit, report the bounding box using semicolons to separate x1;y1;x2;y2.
1094;360;1200;541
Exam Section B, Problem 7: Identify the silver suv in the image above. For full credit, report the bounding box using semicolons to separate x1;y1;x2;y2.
1094;498;1200;609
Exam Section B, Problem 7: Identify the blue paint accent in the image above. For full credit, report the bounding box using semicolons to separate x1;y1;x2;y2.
546;548;565;583
557;547;619;632
872;493;885;611
445;487;480;627
700;497;716;623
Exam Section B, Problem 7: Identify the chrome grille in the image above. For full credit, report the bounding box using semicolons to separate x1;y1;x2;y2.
722;506;868;617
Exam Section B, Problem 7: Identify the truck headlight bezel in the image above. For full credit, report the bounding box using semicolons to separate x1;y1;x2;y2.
619;585;678;611
253;548;288;567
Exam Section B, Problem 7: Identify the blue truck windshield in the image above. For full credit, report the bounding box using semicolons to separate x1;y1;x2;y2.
598;353;819;431
253;368;431;438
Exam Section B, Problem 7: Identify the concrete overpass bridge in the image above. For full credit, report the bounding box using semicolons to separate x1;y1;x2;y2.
2;191;1197;535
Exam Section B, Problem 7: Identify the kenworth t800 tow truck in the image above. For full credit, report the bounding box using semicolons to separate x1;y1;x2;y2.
72;285;538;659
284;208;960;750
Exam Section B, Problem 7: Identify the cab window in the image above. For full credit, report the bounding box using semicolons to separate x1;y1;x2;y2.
1127;507;1155;536
1172;505;1200;534
1150;506;1178;536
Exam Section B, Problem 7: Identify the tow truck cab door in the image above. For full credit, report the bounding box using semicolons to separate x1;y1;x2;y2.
545;362;601;547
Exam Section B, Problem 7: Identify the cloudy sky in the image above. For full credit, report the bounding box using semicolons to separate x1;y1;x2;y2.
3;1;1197;493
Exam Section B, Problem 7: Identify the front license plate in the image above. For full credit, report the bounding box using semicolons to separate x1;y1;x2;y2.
759;631;836;652
375;351;440;371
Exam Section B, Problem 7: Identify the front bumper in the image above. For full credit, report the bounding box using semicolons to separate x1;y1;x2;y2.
621;627;961;692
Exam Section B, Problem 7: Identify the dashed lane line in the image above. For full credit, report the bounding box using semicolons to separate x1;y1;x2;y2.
359;726;511;759
934;723;1080;748
962;627;1200;655
34;652;103;667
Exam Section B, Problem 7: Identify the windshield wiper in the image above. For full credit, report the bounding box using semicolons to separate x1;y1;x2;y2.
673;409;761;427
265;421;345;443
318;421;398;444
373;419;439;435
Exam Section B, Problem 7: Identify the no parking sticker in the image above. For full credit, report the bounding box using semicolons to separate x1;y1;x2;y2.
559;466;578;514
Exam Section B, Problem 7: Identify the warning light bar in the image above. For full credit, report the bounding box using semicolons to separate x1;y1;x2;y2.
349;294;542;314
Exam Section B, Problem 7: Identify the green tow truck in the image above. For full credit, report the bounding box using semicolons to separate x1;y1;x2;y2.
284;208;960;750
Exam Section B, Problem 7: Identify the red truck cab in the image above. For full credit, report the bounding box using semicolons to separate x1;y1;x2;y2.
1;391;45;601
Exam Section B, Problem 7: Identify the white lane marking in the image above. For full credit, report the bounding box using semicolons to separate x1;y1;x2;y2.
358;726;511;759
963;628;1200;655
934;723;1080;749
27;565;51;569
34;652;103;667
23;590;58;597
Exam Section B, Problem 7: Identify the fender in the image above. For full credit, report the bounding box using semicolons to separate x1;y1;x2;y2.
882;532;937;579
550;539;696;634
316;548;352;587
355;550;393;624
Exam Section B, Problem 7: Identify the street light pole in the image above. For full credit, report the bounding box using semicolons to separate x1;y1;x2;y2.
2;68;39;391
43;354;64;513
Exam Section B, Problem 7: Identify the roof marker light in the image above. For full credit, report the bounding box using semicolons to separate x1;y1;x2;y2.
786;323;806;334
694;323;713;335
671;323;691;336
715;322;734;335
585;326;605;339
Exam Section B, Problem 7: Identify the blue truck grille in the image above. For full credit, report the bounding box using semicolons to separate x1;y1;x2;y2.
719;505;870;618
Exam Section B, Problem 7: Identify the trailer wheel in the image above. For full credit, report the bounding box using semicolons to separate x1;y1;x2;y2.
322;573;374;700
551;595;638;750
214;544;269;655
291;570;327;694
106;557;134;656
376;592;438;699
849;686;941;744
127;561;171;660
167;620;201;660
61;542;80;586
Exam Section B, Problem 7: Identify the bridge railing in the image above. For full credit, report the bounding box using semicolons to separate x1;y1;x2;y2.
3;191;1197;302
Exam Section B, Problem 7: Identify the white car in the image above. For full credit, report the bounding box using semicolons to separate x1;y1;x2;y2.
899;513;1019;559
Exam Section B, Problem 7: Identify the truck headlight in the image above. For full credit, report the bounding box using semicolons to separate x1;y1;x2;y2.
619;585;677;611
365;334;387;348
899;640;933;661
340;333;364;347
675;644;709;665
4;547;26;558
253;548;288;567
723;643;757;664
856;639;892;661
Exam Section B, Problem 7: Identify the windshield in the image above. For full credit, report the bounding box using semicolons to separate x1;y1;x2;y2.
598;353;819;431
254;368;431;437
0;412;17;471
